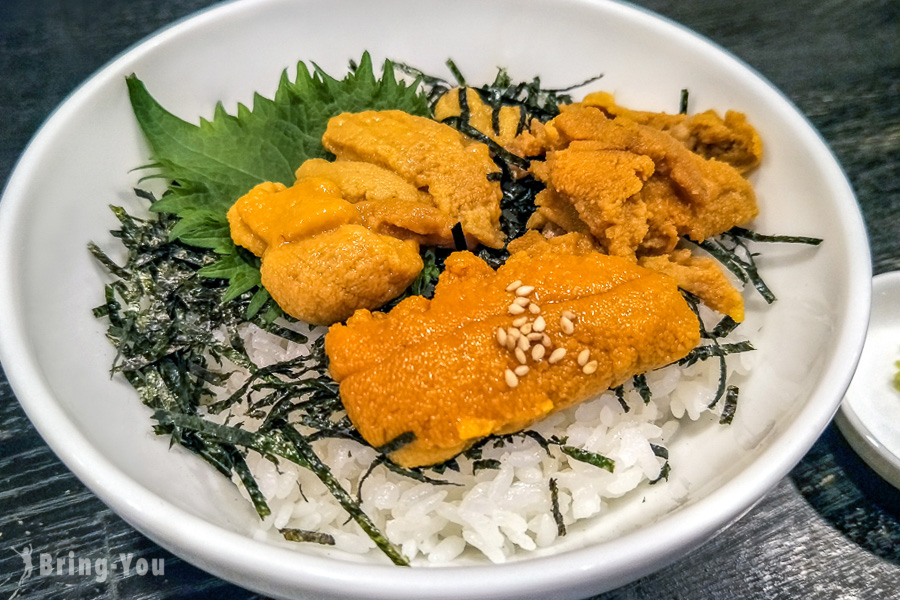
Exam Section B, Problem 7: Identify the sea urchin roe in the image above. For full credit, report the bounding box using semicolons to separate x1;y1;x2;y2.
352;197;474;248
325;245;700;468
294;158;477;248
528;105;759;248
227;178;358;257
581;91;763;174
228;177;422;325
530;143;656;258
295;158;431;205
322;110;505;248
638;249;745;322
260;225;422;325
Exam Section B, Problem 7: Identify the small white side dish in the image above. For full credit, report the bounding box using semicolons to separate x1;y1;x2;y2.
836;271;900;490
0;0;871;598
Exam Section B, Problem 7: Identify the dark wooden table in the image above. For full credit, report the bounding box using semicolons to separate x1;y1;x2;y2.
1;0;898;598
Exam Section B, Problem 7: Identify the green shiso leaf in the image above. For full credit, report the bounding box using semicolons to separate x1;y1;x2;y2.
126;52;430;295
410;247;442;296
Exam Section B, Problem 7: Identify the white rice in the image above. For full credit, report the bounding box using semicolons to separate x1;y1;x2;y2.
205;304;749;565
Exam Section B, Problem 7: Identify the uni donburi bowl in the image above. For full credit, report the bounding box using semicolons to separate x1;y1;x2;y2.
0;0;870;598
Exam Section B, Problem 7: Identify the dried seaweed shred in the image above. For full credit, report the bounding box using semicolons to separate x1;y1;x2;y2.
679;291;755;410
648;443;671;485
679;88;690;115
688;227;822;305
280;528;336;546
559;446;615;473
549;478;567;536
718;386;740;425
92;193;409;564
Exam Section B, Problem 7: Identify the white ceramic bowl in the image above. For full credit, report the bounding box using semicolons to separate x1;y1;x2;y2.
0;0;871;598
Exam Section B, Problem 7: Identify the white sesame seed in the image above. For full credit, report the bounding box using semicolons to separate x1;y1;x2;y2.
577;349;590;366
520;323;533;335
513;316;528;327
560;316;575;335
533;316;546;332
496;327;507;346
548;348;567;364
515;348;528;364
516;285;534;297
562;310;577;321
531;344;546;361
505;369;519;387
514;365;529;377
506;280;522;292
507;337;517;351
509;304;526;315
517;336;530;352
514;296;530;307
542;334;551;347
582;360;599;375
528;303;541;315
508;327;521;341
527;332;543;341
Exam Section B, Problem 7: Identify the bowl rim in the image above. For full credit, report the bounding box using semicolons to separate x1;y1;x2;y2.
0;0;872;597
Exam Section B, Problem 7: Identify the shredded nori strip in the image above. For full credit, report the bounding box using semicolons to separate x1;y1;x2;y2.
451;222;468;250
427;458;460;475
719;386;740;425
711;315;740;339
444;58;467;87
521;430;554;456
441;116;531;170
649;444;669;460
374;431;417;455
278;423;410;565
728;227;823;246
372;455;461;487
473;459;502;473
560;446;615;473
92;194;410;565
614;385;630;413
679;88;689;114
228;445;271;518
687;225;817;305
280;528;336;546
632;374;652;404
649;462;671;485
648;443;671;485
357;454;460;502
678;290;753;409
549;478;567;536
